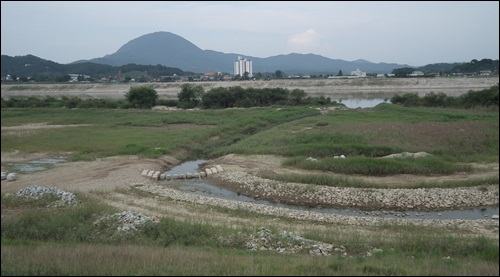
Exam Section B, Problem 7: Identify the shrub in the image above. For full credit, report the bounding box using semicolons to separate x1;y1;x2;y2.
125;86;158;109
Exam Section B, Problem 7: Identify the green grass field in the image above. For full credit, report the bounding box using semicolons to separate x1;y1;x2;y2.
1;103;499;276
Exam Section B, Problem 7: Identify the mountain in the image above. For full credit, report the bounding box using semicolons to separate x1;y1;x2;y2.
1;54;189;81
75;31;408;74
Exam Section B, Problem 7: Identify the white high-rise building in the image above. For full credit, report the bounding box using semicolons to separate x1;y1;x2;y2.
234;56;253;77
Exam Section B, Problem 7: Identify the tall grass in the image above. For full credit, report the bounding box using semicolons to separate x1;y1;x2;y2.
258;170;499;189
2;194;498;276
2;243;498;276
282;156;472;176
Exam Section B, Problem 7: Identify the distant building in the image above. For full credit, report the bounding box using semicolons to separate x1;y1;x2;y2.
409;71;424;77
203;72;219;80
377;73;396;77
234;56;253;77
329;68;367;79
350;68;366;77
68;74;90;82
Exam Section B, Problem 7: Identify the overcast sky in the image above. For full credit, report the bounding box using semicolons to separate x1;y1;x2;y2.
2;1;499;67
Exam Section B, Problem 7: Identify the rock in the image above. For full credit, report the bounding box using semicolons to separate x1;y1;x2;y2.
7;173;17;181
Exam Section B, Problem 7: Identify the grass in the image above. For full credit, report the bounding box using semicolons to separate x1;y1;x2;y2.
282;156;472;176
1;193;498;276
1;104;499;275
2;104;498;163
2;243;498;276
258;170;499;189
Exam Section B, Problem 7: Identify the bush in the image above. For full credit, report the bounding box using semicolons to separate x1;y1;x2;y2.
125;86;158;109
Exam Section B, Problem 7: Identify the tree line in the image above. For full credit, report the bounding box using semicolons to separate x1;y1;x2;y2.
390;84;499;108
1;84;336;109
392;59;499;77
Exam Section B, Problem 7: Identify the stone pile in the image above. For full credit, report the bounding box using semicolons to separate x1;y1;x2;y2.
141;165;224;181
246;227;336;256
15;185;77;206
93;211;160;234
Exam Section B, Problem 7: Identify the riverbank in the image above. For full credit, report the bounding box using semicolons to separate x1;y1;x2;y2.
1;76;498;100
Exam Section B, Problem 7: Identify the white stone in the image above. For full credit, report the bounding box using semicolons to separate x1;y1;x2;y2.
152;172;160;180
7;173;17;181
141;169;149;177
216;165;224;172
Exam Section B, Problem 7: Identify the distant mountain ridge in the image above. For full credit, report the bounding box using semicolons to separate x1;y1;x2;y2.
75;31;409;74
3;31;497;80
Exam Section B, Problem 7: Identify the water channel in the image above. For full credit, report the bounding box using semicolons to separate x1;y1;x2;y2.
161;160;499;221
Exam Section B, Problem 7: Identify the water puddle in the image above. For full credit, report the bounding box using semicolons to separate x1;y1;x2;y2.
161;160;499;220
6;156;69;173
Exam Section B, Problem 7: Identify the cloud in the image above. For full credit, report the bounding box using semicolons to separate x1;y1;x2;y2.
287;29;321;54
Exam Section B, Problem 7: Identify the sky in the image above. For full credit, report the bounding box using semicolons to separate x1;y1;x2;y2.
1;1;499;67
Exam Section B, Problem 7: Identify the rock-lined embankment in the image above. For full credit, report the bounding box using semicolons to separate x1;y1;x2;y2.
133;181;498;236
211;170;498;211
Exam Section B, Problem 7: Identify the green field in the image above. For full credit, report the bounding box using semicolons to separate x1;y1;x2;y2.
1;103;499;276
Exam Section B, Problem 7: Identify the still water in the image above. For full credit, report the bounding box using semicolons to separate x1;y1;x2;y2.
338;98;389;108
162;160;499;221
7;156;69;173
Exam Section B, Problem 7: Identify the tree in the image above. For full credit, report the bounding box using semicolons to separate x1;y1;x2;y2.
337;70;343;76
289;89;307;105
178;84;204;109
125;86;158;109
243;71;250;80
275;70;283;79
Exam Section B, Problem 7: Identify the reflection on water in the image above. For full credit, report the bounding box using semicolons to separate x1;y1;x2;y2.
162;160;499;220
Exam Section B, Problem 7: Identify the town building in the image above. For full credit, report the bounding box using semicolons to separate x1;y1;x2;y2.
234;56;253;77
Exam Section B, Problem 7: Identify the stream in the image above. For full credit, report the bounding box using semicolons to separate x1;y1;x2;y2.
161;160;499;220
